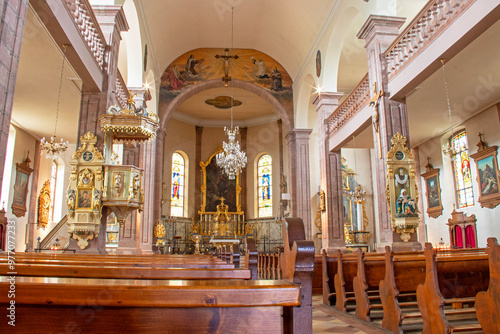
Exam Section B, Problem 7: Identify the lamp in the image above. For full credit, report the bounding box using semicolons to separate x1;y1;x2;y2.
41;44;70;159
216;8;247;179
440;58;456;157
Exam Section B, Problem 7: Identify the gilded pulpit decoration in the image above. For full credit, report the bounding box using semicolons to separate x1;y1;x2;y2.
102;165;143;226
67;132;104;249
11;152;34;218
99;98;159;144
154;221;167;248
37;180;51;230
470;133;500;209
386;133;419;242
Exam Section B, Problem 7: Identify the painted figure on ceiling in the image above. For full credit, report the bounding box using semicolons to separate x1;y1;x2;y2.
168;65;183;91
185;54;204;76
270;66;282;91
251;57;268;78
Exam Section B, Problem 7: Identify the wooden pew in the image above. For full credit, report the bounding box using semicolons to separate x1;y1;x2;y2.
0;277;301;333
0;217;313;333
322;249;338;305
280;217;315;334
417;243;489;334
475;237;500;334
244;236;258;279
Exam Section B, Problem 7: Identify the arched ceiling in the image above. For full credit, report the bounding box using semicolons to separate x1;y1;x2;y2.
138;0;338;80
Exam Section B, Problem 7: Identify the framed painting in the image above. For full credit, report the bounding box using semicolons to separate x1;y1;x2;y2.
470;145;500;208
421;167;443;218
11;153;34;217
76;188;92;209
199;146;242;215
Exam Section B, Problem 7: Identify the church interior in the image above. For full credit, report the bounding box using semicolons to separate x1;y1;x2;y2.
1;0;500;333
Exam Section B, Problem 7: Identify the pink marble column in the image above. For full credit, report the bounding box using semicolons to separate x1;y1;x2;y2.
194;126;203;218
0;0;29;190
286;129;312;240
313;93;345;253
26;142;40;252
139;138;156;254
358;15;416;250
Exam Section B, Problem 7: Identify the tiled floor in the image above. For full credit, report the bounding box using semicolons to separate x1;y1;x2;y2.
312;296;387;334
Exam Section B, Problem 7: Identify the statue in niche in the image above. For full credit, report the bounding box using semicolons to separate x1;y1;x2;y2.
395;168;409;190
396;188;416;217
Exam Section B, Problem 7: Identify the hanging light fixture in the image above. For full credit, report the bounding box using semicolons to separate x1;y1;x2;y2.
216;8;247;179
40;44;70;159
440;58;456;158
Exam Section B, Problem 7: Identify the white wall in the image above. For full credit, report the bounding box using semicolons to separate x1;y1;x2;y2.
417;105;500;247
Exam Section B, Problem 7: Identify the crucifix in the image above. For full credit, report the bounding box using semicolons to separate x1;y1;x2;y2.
369;82;384;159
215;48;239;87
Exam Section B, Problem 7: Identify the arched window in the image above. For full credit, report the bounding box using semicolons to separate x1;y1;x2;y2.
451;130;474;208
258;154;272;217
170;152;185;217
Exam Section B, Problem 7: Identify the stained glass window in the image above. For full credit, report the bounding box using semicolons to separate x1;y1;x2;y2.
170;152;185;217
258;155;272;217
451;131;474;208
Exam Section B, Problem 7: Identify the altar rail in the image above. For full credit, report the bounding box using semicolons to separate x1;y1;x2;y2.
326;74;370;138
384;0;475;79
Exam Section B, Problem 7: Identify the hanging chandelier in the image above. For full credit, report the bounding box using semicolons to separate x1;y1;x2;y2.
215;7;247;179
41;44;70;159
440;58;456;158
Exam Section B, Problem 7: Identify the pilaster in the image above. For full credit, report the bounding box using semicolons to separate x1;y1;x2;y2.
286;128;313;240
0;0;29;190
312;92;345;252
195;126;203;218
358;15;415;249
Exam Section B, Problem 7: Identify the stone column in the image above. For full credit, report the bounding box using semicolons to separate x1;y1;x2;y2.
78;6;128;148
286;129;313;240
358;15;415;250
278;120;285;217
139;138;156;254
0;0;29;190
26;142;40;252
312;93;345;252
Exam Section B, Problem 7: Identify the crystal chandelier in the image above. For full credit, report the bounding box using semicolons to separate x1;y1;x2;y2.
215;8;247;179
41;44;69;159
440;58;456;158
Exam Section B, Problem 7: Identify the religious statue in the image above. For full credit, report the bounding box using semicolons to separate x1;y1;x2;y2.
113;173;124;198
394;168;409;189
92;189;101;213
396;189;416;217
67;189;76;213
369;82;384;158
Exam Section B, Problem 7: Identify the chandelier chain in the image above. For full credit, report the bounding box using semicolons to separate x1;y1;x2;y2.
441;59;454;135
54;44;68;138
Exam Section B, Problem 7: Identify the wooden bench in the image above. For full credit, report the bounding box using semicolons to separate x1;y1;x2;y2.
417;243;489;334
0;276;301;333
474;237;500;334
0;217;313;333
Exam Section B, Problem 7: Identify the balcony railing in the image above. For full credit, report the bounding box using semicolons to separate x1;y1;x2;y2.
384;0;475;79
327;74;371;136
64;0;107;70
115;70;129;109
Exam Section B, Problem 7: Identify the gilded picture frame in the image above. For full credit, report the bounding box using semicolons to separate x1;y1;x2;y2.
470;145;500;209
421;167;443;218
199;145;242;215
12;154;34;218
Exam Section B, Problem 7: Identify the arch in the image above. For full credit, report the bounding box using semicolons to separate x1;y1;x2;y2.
295;73;317;129
322;5;361;92
120;0;143;87
160;79;293;133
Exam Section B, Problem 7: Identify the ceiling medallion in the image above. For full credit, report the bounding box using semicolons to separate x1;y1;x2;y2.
205;96;242;109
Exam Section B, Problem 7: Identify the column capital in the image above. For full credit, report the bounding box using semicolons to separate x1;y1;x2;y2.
92;6;129;38
286;128;312;140
312;92;344;108
357;15;405;47
128;87;152;109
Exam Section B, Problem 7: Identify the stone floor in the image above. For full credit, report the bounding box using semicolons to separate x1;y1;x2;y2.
312;295;388;334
